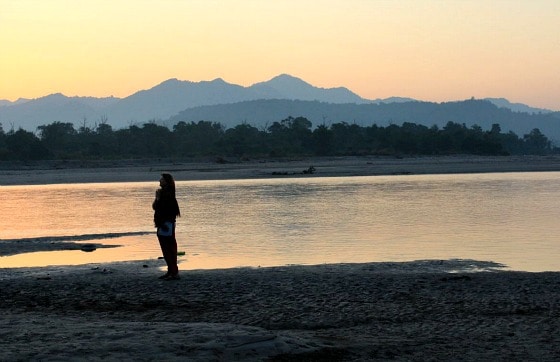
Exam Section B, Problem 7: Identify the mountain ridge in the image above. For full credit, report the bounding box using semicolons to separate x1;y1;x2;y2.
0;74;385;130
0;74;557;140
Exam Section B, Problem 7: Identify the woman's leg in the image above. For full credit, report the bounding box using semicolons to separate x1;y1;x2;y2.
168;236;178;276
158;235;178;276
157;235;171;274
168;224;179;276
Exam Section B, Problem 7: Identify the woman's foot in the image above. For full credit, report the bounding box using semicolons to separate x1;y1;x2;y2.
158;272;170;279
158;272;180;280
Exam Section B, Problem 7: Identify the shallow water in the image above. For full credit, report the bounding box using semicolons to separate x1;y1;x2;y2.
1;172;560;271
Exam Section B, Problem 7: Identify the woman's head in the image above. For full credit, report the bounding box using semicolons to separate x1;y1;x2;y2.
160;173;176;191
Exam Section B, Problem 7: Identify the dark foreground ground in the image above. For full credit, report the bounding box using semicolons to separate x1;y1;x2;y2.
1;260;559;361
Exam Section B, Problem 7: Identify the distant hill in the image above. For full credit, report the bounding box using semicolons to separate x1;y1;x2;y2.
1;74;558;141
169;98;560;142
483;98;551;114
0;98;30;107
250;74;368;104
0;94;118;131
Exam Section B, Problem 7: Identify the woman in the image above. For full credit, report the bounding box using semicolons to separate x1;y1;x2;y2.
152;173;181;280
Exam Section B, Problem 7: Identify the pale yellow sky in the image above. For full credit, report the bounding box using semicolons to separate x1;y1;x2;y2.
1;0;559;110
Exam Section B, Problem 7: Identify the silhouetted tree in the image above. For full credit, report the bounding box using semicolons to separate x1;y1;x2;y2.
0;123;7;159
0;118;555;162
267;117;313;156
5;129;50;160
312;124;334;156
330;122;367;155
37;122;79;158
523;128;551;155
222;123;264;157
173;120;224;156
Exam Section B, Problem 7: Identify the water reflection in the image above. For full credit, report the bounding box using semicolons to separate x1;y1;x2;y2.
1;172;560;272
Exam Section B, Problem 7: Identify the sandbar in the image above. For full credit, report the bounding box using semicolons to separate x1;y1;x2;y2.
1;155;560;186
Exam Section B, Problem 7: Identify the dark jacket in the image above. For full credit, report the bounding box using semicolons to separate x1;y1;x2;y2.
152;189;180;228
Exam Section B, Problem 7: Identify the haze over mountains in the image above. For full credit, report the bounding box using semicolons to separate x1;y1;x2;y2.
1;74;559;141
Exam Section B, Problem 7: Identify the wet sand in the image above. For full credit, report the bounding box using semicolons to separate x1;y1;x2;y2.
2;155;560;360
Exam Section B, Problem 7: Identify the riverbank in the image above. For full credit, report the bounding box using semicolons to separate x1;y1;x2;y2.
1;260;559;361
2;155;560;185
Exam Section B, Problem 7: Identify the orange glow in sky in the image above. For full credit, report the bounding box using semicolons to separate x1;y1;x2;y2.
1;0;559;110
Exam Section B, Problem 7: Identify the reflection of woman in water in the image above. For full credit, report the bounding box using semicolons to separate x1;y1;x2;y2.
152;173;181;280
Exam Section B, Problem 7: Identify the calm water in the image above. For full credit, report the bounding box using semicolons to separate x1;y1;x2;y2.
1;172;559;272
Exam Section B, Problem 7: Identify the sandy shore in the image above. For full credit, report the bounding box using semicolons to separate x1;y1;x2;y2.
2;155;560;186
2;156;560;360
1;260;559;361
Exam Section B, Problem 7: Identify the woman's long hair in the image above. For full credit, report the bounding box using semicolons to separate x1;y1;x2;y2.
161;173;180;217
161;173;176;196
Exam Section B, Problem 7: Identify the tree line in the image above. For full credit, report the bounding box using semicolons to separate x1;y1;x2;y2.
0;116;556;161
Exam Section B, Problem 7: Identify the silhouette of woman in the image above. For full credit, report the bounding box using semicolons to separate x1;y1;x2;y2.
152;173;181;280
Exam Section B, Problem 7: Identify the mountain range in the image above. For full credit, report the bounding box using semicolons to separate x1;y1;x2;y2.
1;74;559;141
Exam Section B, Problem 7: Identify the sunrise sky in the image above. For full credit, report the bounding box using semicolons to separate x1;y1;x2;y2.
1;0;559;110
